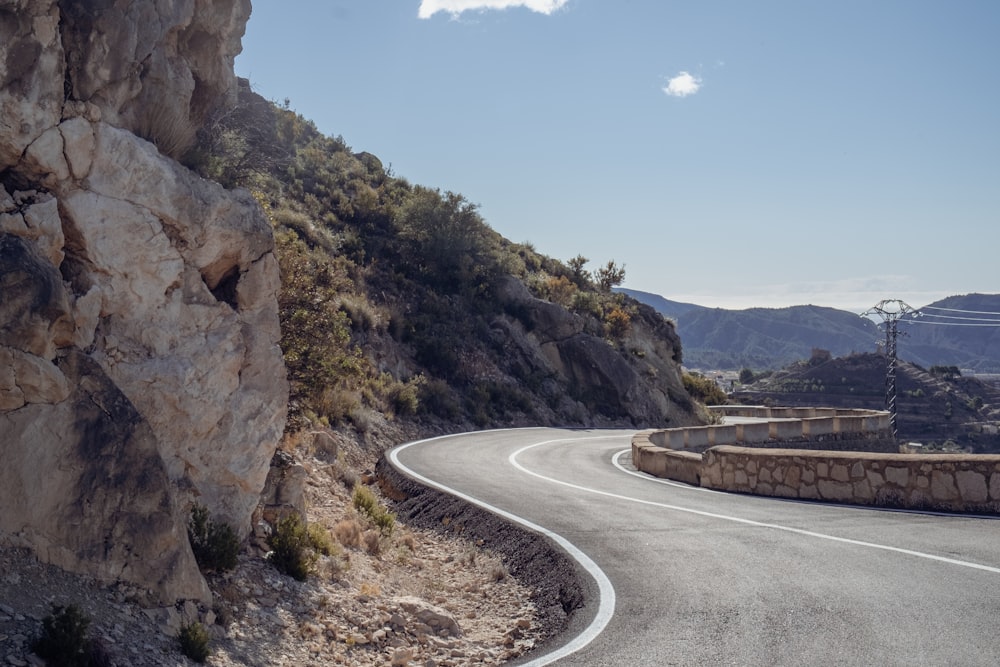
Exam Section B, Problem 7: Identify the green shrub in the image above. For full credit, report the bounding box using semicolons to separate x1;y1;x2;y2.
385;375;423;416
178;622;211;663
352;483;378;516
307;523;337;556
417;378;460;419
372;509;396;535
32;604;95;667
570;291;601;317
188;504;240;573
267;514;318;581
352;484;396;535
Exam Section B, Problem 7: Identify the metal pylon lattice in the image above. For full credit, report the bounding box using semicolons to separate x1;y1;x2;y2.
862;299;916;438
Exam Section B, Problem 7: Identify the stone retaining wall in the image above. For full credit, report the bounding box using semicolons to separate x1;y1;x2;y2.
631;439;701;486
661;407;894;454
700;446;1000;513
732;434;899;454
632;407;1000;514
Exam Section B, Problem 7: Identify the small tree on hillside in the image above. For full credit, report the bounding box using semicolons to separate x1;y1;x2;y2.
595;260;626;292
395;187;499;293
567;255;591;287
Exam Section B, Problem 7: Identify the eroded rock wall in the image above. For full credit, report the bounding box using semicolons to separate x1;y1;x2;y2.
0;0;286;602
494;275;698;427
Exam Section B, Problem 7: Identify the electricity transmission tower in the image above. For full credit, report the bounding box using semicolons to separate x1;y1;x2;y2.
862;299;916;438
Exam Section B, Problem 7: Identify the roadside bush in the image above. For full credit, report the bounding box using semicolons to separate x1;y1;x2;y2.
417;378;460;419
178;622;211;663
352;484;396;535
267;514;319;581
32;604;100;667
385;375;423;416
188;504;240;573
307;523;336;556
352;483;378;515
372;509;396;535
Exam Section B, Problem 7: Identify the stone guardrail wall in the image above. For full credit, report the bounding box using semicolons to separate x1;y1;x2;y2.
654;406;896;454
632;407;1000;514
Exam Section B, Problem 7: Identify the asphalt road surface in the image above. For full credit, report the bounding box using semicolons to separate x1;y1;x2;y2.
388;428;1000;666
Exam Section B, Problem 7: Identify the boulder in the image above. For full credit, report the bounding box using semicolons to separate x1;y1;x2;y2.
0;350;210;603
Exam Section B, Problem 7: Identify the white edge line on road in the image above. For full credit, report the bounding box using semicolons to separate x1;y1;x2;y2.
507;441;1000;576
388;433;617;667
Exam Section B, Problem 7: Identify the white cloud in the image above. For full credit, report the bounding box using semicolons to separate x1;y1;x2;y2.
418;0;569;19
663;71;702;98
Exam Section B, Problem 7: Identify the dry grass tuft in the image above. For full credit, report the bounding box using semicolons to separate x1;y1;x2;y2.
333;519;362;548
134;103;197;160
358;582;381;598
489;563;509;582
332;460;359;490
400;532;416;552
362;530;381;556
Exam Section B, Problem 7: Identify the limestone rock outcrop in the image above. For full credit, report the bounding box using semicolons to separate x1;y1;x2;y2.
1;0;286;602
494;276;696;427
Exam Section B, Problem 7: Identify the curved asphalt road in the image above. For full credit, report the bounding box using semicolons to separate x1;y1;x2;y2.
389;428;1000;666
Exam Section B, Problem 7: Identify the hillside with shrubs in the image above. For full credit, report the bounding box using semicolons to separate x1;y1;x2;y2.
191;79;702;441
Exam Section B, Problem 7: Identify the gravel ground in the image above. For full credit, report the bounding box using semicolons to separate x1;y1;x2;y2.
0;430;584;666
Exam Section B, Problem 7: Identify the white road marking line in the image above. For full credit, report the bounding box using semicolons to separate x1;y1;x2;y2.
508;440;1000;576
389;433;616;667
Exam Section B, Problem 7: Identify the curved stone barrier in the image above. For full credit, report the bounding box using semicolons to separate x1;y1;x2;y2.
632;407;1000;514
633;431;702;486
701;446;1000;513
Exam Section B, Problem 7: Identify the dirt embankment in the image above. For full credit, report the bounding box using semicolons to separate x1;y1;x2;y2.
376;455;590;661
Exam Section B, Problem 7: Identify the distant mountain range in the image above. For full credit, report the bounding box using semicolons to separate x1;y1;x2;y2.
618;289;1000;373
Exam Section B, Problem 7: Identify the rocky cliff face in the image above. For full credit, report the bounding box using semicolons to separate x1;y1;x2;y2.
494;276;697;427
0;0;287;602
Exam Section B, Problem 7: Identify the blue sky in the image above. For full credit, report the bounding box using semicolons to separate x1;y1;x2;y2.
236;1;999;312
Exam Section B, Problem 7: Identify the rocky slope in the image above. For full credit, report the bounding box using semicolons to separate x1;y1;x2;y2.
1;0;286;602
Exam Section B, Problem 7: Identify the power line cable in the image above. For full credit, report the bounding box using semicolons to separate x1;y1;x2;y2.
912;313;1000;323
902;320;1000;327
921;305;1000;316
